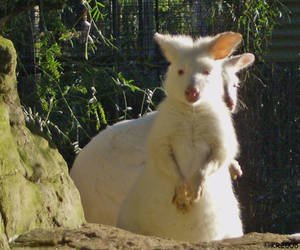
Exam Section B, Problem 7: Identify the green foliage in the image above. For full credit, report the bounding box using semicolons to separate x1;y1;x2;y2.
38;32;63;83
0;2;288;150
88;0;105;22
234;0;284;54
207;0;286;57
157;0;194;34
1;0;288;167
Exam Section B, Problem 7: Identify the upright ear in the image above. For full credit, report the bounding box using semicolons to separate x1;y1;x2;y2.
225;53;255;72
209;32;243;60
154;33;193;63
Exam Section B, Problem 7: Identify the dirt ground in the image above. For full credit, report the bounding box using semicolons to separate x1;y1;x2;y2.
10;223;299;250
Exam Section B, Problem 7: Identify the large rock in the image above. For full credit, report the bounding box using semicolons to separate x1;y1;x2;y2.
0;36;85;249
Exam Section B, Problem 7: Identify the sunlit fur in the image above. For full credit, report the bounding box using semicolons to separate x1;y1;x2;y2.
117;32;249;242
70;53;254;227
70;34;255;243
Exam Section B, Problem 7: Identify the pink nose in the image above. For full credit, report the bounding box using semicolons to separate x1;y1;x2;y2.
185;86;200;103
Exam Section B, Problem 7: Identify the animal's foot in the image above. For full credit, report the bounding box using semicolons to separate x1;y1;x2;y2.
229;160;243;180
172;181;202;213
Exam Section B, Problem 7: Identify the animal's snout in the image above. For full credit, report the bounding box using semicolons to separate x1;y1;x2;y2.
185;86;200;103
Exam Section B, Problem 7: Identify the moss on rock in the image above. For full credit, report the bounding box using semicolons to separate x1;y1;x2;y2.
0;35;85;249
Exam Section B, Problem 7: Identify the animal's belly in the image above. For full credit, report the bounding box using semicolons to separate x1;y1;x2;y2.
120;165;242;242
171;135;210;178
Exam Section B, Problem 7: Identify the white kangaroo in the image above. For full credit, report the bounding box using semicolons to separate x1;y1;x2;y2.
70;36;254;229
117;32;253;242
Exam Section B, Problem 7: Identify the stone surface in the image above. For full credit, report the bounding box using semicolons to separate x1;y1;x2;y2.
0;36;85;249
10;223;299;250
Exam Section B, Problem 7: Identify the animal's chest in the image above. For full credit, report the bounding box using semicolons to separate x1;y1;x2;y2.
170;118;213;176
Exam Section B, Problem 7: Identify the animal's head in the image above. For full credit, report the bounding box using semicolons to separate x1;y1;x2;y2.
223;53;255;112
154;32;242;106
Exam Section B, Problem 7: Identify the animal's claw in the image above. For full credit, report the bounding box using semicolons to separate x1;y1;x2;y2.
172;181;203;213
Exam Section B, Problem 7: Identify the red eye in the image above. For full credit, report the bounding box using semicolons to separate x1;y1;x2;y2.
178;69;184;75
203;70;210;75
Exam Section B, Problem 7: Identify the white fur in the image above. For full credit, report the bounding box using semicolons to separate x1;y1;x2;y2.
289;233;300;241
223;53;255;112
70;51;254;227
70;113;154;225
117;32;247;242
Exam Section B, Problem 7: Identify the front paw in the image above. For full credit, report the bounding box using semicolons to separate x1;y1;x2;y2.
172;181;202;213
229;160;243;180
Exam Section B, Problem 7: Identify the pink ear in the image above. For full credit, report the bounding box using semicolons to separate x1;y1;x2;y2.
225;53;255;71
239;53;255;67
210;32;242;60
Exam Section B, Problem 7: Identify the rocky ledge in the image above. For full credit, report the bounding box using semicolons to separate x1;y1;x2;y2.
10;223;300;250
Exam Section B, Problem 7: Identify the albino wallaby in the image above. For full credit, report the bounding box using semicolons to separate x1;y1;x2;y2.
70;42;254;229
70;51;254;227
117;32;253;242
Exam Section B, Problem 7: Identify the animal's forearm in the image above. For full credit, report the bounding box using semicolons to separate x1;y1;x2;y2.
169;145;185;180
148;143;182;181
229;160;243;179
